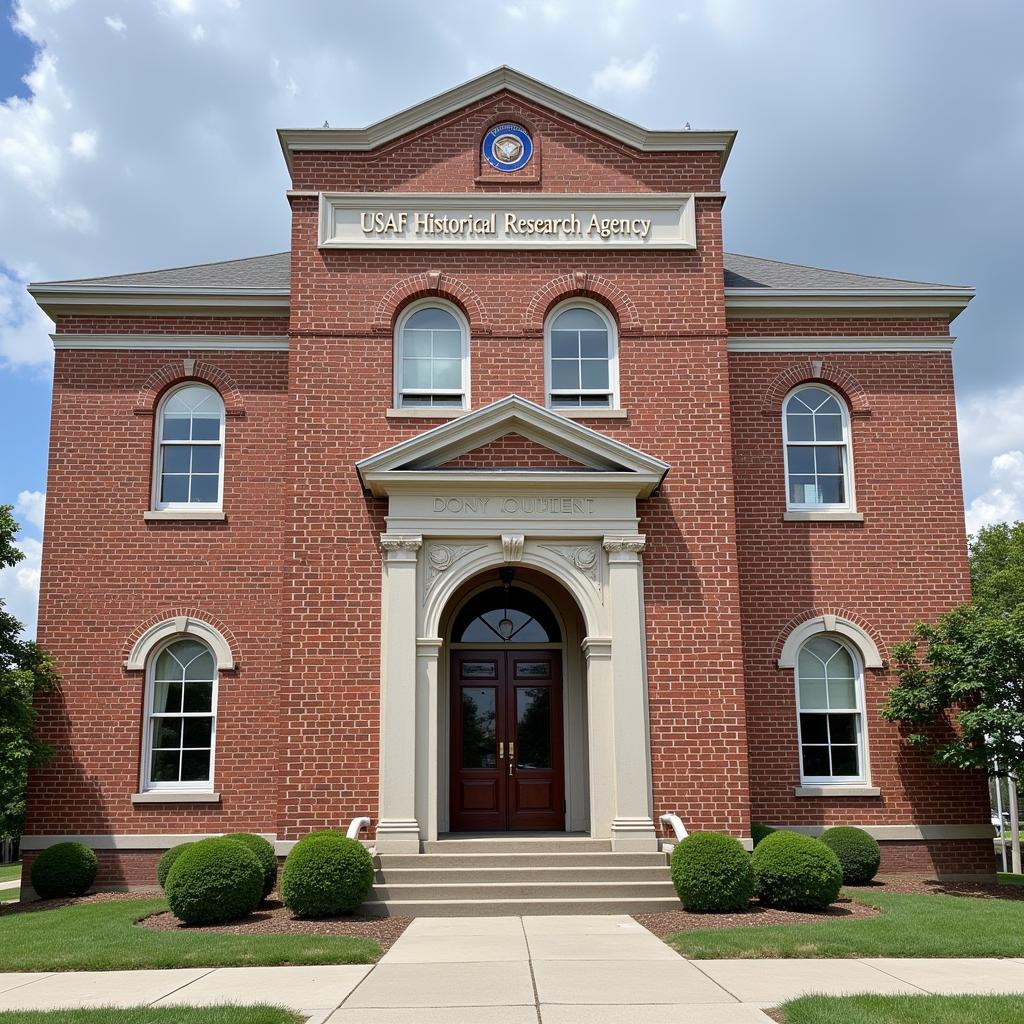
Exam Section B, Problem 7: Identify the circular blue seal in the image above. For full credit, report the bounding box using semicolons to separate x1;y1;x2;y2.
482;122;533;172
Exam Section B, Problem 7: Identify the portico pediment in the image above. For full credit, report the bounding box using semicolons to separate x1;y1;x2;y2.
356;395;669;499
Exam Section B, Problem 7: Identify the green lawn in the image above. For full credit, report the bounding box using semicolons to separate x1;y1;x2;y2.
668;890;1024;959
996;871;1024;886
0;1010;300;1024
0;887;18;902
780;994;1024;1024
0;899;379;971
0;863;20;884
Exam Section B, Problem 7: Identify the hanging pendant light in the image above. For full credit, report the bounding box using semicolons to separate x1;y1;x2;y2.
498;566;515;638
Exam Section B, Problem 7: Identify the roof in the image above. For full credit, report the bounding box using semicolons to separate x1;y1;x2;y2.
722;252;969;291
277;66;736;173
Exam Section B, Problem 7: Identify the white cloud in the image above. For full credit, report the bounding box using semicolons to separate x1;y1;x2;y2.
15;490;46;532
965;451;1024;535
504;4;525;18
69;128;97;159
0;270;54;368
591;47;657;95
103;15;126;35
958;385;1024;466
0;492;45;639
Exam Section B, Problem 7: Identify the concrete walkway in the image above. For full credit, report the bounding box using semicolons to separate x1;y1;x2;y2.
0;880;19;892
2;915;1024;1021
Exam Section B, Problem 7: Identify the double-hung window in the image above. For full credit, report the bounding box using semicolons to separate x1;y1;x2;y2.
395;302;470;409
545;302;618;409
154;384;225;510
783;385;854;510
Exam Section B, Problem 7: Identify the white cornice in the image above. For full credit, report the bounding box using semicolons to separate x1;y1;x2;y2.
727;336;955;353
29;284;289;318
277;66;736;173
52;334;289;351
725;286;974;320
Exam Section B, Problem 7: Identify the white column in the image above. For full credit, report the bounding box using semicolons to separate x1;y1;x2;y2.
603;534;658;852
415;637;443;842
583;636;614;840
376;533;423;854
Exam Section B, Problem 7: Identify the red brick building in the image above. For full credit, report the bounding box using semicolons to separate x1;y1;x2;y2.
23;68;991;904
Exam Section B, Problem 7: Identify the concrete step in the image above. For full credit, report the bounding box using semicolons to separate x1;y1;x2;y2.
370;880;678;900
377;851;667;869
421;837;613;854
360;895;682;917
375;865;670;884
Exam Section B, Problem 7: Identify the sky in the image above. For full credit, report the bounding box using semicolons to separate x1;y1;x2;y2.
0;0;1022;636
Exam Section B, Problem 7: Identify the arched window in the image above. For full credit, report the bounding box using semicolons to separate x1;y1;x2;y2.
395;301;470;409
545;301;618;409
795;635;867;784
154;383;225;510
782;385;854;510
452;586;561;643
143;637;218;791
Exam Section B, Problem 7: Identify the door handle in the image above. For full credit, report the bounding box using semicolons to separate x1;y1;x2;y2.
508;740;514;775
498;741;504;758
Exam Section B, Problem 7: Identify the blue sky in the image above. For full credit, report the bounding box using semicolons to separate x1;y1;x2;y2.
1;0;1022;635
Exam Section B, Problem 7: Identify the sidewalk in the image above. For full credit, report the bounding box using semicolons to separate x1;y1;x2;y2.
2;915;1024;1022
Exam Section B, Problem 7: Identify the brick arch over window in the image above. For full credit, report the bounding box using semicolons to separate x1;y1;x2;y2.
773;608;887;669
123;608;239;671
524;272;641;336
373;272;491;335
761;362;871;417
134;361;245;418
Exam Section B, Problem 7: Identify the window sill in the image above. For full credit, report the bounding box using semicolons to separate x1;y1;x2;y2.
144;511;226;522
132;791;221;804
794;785;881;797
783;511;865;523
553;408;629;419
386;408;468;419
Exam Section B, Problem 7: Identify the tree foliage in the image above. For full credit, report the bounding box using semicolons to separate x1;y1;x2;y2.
0;505;57;838
882;521;1024;778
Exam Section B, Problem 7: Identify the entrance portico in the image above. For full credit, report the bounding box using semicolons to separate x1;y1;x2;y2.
357;395;668;854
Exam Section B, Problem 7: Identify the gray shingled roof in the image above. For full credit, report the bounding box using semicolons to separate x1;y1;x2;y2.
33;250;967;292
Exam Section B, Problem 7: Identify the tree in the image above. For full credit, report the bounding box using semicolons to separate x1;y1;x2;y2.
0;505;57;840
969;521;1024;615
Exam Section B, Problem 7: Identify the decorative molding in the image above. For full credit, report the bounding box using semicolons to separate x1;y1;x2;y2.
131;791;221;804
124;613;236;671
783;511;864;523
603;534;646;554
380;533;423;553
524;271;642;335
424;542;487;600
776;611;886;669
386;407;468;420
143;510;227;522
373;270;490;335
134;360;246;417
727;336;956;353
501;534;525;563
540;543;601;591
53;335;287;352
794;785;881;797
760;361;871;417
724;288;973;318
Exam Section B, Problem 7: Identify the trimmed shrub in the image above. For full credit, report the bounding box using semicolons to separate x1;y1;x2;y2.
164;837;263;925
30;842;98;899
156;843;193;889
820;826;881;885
752;830;843;910
280;830;374;918
751;822;776;848
670;832;755;913
226;833;278;899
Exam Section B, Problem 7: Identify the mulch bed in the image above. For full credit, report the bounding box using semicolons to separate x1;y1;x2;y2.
139;898;412;950
0;889;163;917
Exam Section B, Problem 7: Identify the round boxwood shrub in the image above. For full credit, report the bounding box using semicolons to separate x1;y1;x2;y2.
670;832;755;912
280;830;374;918
156;842;193;889
164;837;263;925
226;833;278;899
751;822;776;848
30;842;98;899
752;830;843;910
819;826;881;885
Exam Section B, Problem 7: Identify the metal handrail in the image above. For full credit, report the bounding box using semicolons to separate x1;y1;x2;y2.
659;813;688;843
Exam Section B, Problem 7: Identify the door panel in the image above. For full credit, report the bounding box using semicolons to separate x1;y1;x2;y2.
449;648;564;832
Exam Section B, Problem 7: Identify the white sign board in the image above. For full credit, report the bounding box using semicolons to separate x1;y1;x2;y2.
318;192;696;250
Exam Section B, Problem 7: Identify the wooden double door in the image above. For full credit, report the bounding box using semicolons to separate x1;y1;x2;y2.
449;649;565;832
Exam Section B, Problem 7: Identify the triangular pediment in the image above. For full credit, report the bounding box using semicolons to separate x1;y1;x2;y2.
356;396;669;498
437;432;591;472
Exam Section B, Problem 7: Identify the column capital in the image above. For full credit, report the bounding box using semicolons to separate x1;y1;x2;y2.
380;533;423;559
581;635;613;661
603;533;646;556
416;637;444;659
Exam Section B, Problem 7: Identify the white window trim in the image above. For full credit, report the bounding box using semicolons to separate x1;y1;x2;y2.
393;298;471;411
151;382;226;512
544;297;620;411
782;383;855;512
139;635;219;794
794;634;871;788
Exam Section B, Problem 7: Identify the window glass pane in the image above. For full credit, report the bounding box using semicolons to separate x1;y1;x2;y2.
150;750;180;782
151;679;183;714
830;745;859;776
815;414;843;442
402;357;431;389
550;396;581;408
162;415;190;441
180;749;211;782
452;586;560;643
818;395;841;414
407;307;458;330
515;662;551;679
190;415;221;442
151;718;182;749
551;360;580;389
516;687;551;768
461;687;496;769
817;476;844;504
798;387;831;409
431;395;462;407
579;330;608;358
402;329;432;358
432;330;463;358
183;717;213;748
154;646;183;680
161;475;189;503
162;446;191;473
814;446;842;474
183;679;213;713
786;414;814;442
581;359;609;389
801;745;830;777
191;446;220;474
462;661;498;679
184;649;215;681
189;475;219;504
800;713;829;743
550;331;579;358
579;395;611;407
553;306;605;331
788;476;817;504
828;713;858;744
787;447;815;475
512;619;550;642
806;637;841;661
432;358;462;389
798;646;825;677
827;676;856;709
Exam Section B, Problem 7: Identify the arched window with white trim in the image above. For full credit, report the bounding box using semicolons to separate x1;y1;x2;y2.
154;383;225;510
795;635;867;784
142;637;218;791
545;300;619;409
394;301;470;409
783;384;854;510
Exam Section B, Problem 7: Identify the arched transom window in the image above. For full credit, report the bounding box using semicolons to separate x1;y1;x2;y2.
395;302;470;409
782;385;854;510
545;302;618;409
452;586;561;644
154;383;225;510
143;637;218;790
795;635;867;784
